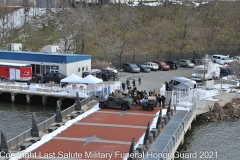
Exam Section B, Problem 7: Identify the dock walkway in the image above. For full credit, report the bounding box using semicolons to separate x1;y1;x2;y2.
11;105;167;160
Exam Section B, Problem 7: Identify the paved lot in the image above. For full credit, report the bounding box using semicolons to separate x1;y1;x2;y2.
105;67;194;91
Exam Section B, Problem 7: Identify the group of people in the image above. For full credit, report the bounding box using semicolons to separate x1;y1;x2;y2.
148;89;166;107
119;77;167;107
122;85;166;107
122;78;141;91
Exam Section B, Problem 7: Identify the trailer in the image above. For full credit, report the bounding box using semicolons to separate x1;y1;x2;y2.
191;59;221;81
0;62;32;81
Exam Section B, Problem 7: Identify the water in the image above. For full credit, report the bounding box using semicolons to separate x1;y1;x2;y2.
0;101;55;142
177;120;240;160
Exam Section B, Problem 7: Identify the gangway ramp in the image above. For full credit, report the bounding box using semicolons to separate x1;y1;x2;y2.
143;109;196;160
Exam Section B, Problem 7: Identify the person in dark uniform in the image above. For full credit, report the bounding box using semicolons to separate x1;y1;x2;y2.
126;79;130;87
165;81;169;91
158;94;162;106
113;73;115;81
122;83;126;91
132;79;136;87
161;95;166;107
138;77;141;85
149;90;153;96
27;80;31;89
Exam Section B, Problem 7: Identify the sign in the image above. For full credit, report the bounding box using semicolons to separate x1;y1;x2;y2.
51;66;59;70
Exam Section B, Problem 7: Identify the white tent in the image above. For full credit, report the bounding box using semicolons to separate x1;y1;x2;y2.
79;74;103;84
60;73;83;83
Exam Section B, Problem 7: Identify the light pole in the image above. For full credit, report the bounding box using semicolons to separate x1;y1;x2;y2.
41;63;43;85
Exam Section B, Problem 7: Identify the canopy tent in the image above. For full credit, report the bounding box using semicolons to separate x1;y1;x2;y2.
79;74;103;84
60;73;83;83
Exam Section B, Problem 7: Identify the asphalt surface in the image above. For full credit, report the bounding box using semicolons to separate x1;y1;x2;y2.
105;67;195;91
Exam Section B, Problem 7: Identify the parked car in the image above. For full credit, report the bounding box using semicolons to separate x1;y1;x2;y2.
220;67;231;77
33;72;66;84
179;59;195;68
82;69;110;81
212;54;233;65
123;62;140;73
101;68;115;79
143;62;158;71
153;60;170;71
137;64;151;72
165;60;178;70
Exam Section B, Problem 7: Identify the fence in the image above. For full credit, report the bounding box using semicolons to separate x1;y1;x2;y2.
0;81;121;98
92;49;240;69
197;88;221;100
6;94;95;150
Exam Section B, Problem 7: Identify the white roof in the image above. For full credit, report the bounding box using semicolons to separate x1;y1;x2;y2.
0;62;30;67
60;73;83;83
78;75;103;84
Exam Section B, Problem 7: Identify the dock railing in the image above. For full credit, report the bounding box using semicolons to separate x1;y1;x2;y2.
6;94;96;150
160;104;196;159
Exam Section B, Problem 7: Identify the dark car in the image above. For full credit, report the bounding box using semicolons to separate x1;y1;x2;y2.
153;60;170;71
123;62;140;73
101;68;115;79
165;60;178;70
82;69;110;81
82;69;101;78
137;64;151;72
220;67;231;77
34;72;66;84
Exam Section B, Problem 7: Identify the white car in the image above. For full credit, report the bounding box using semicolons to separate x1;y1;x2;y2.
143;62;158;71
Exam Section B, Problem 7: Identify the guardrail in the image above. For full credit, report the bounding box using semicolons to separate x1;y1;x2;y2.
161;105;196;159
6;94;96;150
197;88;221;100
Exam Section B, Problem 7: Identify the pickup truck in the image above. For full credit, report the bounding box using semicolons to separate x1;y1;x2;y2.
33;73;66;84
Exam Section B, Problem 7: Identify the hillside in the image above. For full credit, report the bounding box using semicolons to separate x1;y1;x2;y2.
1;2;240;67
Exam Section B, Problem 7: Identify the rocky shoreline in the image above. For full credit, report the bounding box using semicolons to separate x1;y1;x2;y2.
196;97;240;121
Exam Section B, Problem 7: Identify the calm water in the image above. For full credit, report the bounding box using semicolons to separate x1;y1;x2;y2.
177;120;240;160
0;101;55;142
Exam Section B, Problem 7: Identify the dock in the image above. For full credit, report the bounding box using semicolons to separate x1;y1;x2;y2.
0;81;238;160
0;82;97;105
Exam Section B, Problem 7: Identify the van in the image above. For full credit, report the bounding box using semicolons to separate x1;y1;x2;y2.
179;59;195;68
168;77;196;91
143;62;159;71
165;60;178;69
212;55;233;65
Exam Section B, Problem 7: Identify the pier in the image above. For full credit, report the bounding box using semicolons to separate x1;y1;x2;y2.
0;80;238;160
0;81;99;106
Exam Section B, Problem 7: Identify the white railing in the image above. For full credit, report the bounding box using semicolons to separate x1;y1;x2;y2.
197;88;221;100
0;81;121;98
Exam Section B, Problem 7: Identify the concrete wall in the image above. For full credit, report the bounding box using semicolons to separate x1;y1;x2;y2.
66;59;91;77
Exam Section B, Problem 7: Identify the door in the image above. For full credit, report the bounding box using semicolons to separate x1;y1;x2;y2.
108;97;115;107
16;69;20;80
9;68;16;80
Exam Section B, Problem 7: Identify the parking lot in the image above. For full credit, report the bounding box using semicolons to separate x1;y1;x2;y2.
108;67;195;92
